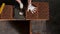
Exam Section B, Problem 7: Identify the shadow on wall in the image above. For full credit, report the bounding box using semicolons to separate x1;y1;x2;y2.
9;20;30;34
46;0;60;34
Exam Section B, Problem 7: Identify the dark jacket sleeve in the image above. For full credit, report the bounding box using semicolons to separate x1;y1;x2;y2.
0;0;19;5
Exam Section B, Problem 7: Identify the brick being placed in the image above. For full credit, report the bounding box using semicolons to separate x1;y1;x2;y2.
26;2;49;20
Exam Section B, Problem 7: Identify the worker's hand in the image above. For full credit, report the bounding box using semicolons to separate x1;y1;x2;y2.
16;0;23;9
27;4;37;14
19;2;23;9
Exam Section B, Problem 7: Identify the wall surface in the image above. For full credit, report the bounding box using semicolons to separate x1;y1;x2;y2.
0;21;30;34
31;20;46;34
0;21;19;34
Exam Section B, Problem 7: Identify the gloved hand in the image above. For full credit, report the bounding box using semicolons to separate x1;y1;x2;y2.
27;4;37;14
19;2;23;9
16;0;23;9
